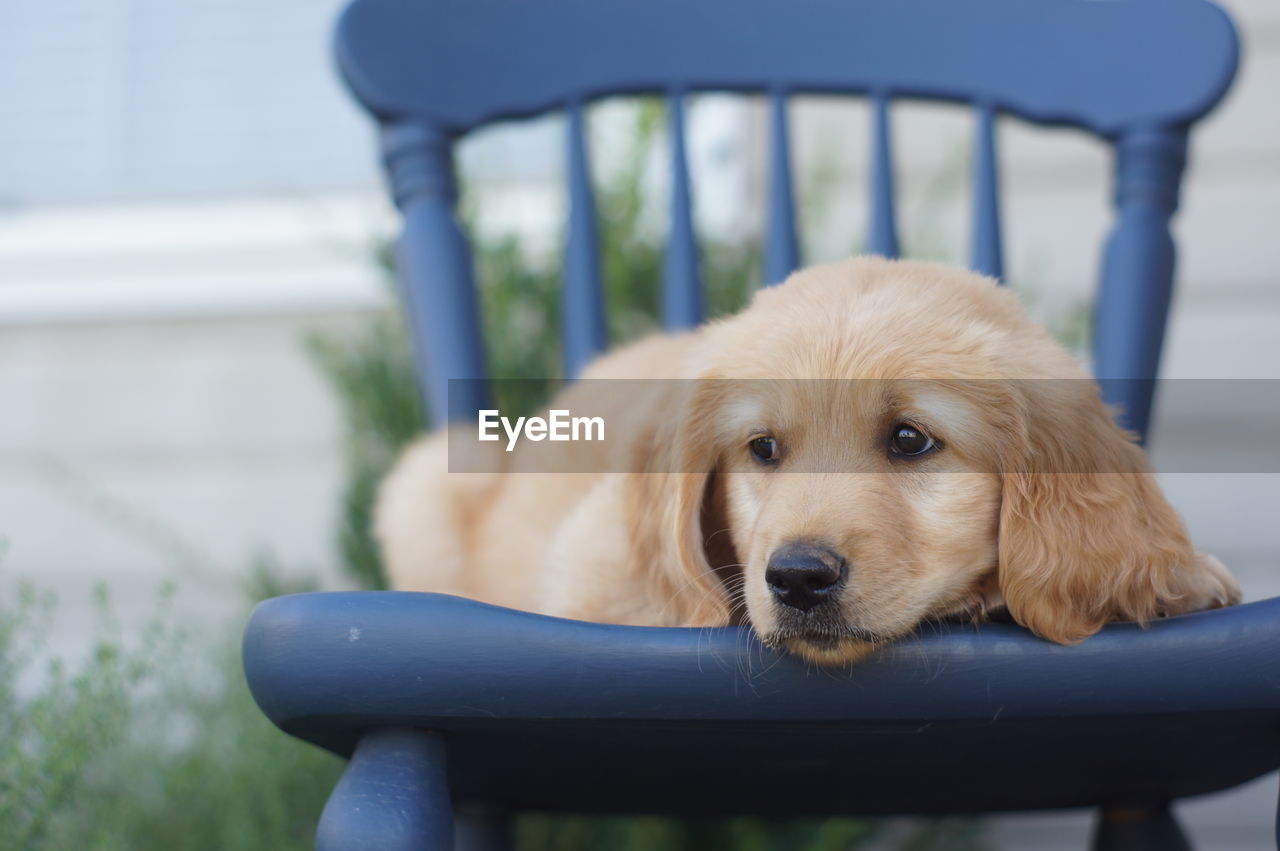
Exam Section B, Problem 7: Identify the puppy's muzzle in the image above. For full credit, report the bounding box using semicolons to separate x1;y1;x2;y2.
765;541;847;612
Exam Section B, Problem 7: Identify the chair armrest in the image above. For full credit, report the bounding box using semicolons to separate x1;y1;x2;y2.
244;592;1280;815
245;591;1280;751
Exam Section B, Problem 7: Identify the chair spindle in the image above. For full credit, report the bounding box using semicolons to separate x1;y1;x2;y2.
316;729;452;851
563;101;608;378
381;120;489;425
663;91;703;329
1094;127;1187;440
868;92;900;258
970;102;1005;281
765;90;800;286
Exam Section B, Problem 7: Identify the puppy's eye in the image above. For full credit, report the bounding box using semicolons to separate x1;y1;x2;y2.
748;435;780;464
890;424;936;457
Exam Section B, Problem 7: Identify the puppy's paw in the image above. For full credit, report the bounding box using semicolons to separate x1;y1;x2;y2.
1165;553;1242;616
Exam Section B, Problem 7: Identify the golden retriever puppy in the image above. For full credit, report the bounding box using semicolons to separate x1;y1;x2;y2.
375;257;1239;664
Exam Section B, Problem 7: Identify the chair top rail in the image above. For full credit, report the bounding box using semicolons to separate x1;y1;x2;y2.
336;0;1238;138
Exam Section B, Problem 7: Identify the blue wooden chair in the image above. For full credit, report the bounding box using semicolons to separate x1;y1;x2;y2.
243;0;1280;848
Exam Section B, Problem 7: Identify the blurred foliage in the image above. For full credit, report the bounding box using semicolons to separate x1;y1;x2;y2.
517;814;879;851
307;314;425;590
0;575;342;851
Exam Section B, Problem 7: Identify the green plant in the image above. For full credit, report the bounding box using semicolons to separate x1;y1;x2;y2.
517;813;884;851
0;582;142;850
0;574;341;851
307;314;425;590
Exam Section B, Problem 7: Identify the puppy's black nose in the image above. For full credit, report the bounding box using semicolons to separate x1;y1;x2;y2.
765;542;846;612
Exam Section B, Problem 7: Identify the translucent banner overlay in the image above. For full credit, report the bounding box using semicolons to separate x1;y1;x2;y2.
446;379;1280;474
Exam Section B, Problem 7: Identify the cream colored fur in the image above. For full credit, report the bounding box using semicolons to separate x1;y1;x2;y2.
375;257;1240;664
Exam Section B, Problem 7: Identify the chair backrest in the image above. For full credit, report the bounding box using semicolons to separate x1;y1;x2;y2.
336;0;1238;439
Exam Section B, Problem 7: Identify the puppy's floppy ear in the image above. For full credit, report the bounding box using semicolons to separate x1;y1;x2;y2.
622;381;731;627
998;380;1240;644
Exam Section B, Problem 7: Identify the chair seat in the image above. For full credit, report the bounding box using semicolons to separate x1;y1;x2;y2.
243;591;1280;817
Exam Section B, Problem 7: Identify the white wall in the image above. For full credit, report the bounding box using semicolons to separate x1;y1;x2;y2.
0;0;377;203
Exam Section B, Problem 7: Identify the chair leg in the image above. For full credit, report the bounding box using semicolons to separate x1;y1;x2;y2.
455;810;515;851
316;728;452;851
1091;804;1191;851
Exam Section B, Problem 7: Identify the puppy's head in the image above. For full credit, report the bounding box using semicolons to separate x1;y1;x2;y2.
630;258;1238;664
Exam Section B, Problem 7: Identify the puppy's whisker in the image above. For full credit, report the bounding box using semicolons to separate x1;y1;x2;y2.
651;559;754;625
650;568;743;625
704;526;734;546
